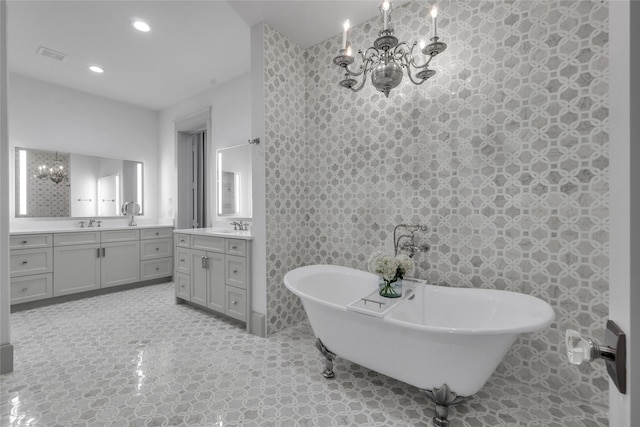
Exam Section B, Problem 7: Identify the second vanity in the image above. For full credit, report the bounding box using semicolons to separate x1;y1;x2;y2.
173;228;253;332
10;225;174;305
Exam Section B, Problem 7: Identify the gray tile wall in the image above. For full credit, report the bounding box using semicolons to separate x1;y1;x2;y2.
263;24;310;334
264;0;609;406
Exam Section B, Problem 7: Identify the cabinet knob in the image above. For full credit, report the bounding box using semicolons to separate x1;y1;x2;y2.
155;232;159;235
231;246;237;250
233;270;238;274
155;247;159;251
21;240;27;244
180;239;185;243
22;287;28;292
156;267;160;271
232;300;238;305
21;260;28;264
180;259;185;262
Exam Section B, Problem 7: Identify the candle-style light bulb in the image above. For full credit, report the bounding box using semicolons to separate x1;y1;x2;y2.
342;19;351;50
346;46;352;57
382;0;390;30
430;4;438;38
420;39;427;60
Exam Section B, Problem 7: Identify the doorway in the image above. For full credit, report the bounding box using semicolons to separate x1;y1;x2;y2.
175;109;212;230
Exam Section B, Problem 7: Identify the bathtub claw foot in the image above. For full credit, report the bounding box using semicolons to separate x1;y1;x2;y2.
315;338;336;379
424;384;466;427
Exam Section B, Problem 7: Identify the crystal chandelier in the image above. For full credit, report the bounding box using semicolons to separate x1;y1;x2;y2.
35;152;68;184
332;1;446;98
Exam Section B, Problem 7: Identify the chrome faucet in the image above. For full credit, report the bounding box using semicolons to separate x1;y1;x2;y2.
230;221;249;231
88;219;96;228
394;224;430;258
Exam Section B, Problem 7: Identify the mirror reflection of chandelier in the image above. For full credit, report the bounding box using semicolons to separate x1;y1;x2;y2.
35;152;68;184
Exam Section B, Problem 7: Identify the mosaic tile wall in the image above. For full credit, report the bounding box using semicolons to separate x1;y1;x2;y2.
262;0;609;407
263;24;310;334
14;149;70;217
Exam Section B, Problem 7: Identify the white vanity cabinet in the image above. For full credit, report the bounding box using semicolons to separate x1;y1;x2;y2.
9;233;54;304
174;230;252;331
10;226;173;305
53;230;140;296
52;231;101;296
139;228;174;281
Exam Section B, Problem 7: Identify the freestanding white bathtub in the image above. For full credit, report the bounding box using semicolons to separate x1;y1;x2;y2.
284;264;555;424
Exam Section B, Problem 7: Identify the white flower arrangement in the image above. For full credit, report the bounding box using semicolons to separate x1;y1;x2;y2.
368;251;415;283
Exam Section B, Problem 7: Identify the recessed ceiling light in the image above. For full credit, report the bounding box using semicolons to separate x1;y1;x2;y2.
132;20;151;32
88;65;104;74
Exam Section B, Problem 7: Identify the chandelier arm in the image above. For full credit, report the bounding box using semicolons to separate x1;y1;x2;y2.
409;53;434;71
406;67;429;86
349;67;371;93
342;49;373;77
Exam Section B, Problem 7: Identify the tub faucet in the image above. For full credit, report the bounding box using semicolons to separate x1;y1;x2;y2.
394;224;430;258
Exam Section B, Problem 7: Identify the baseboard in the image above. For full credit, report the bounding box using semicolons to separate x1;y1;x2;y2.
0;343;14;374
250;312;266;338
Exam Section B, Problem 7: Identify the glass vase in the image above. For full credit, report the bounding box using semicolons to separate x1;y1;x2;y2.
379;277;402;298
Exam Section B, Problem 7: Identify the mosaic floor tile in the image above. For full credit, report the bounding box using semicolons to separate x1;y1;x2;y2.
1;284;607;426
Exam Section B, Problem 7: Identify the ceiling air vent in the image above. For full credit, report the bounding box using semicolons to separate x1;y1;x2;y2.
36;46;69;62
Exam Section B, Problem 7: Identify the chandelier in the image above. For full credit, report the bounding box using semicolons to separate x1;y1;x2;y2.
332;1;446;98
35;152;68;185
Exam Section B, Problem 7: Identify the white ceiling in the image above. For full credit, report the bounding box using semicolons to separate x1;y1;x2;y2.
7;0;391;111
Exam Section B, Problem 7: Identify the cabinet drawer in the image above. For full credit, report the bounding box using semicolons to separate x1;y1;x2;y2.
141;258;173;280
10;234;53;249
175;248;191;275
11;273;53;304
191;235;224;252
225;239;246;256
175;233;190;248
175;272;190;300
101;229;140;243
140;238;174;260
141;228;173;240
10;248;53;277
225;286;247;322
225;255;247;289
54;232;100;246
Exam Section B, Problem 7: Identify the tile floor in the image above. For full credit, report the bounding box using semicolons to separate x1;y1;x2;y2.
1;283;608;427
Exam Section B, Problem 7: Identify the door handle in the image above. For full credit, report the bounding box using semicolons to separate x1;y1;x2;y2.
566;320;626;394
97;248;101;258
102;248;106;257
201;256;206;269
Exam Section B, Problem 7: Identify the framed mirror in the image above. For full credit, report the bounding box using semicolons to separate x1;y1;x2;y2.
216;144;252;219
15;147;144;218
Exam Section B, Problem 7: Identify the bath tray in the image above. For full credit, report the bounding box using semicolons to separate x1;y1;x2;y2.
347;287;414;318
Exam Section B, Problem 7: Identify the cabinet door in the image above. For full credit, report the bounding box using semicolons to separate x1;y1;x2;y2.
140;238;173;260
54;244;101;296
190;250;208;307
101;241;140;288
175;247;191;275
175;272;190;300
206;252;225;312
225;286;247;322
11;273;53;304
225;255;247;289
10;248;53;277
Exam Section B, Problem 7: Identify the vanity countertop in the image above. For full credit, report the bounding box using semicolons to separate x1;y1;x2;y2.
10;224;174;235
173;227;253;240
